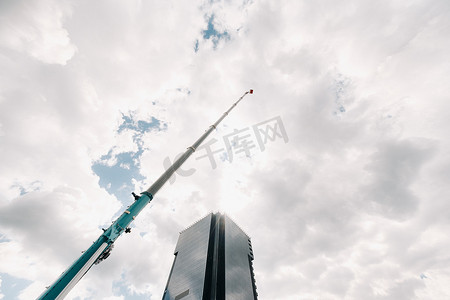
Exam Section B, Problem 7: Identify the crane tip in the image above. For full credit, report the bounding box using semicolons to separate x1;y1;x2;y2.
249;89;253;94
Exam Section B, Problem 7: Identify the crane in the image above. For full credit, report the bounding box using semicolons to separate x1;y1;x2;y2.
37;89;253;299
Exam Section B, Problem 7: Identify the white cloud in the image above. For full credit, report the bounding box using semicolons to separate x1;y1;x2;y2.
1;0;450;299
0;277;3;300
0;0;77;65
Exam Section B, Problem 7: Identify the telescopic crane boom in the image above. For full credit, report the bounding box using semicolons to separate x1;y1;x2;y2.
37;89;253;300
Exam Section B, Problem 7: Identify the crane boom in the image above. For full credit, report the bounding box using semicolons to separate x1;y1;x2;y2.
37;89;253;300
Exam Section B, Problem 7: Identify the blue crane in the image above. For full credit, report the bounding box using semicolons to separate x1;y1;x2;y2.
37;89;253;299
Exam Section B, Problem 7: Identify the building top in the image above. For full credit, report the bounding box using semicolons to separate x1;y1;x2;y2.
179;211;251;239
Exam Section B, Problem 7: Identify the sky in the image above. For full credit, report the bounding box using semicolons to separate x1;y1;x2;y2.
0;0;450;299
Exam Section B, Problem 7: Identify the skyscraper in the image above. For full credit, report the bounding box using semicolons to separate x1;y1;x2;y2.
162;212;258;300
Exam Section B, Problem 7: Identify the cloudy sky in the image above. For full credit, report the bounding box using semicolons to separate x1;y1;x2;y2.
1;0;450;299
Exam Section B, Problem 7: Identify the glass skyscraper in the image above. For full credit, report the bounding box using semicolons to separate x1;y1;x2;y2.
162;213;258;300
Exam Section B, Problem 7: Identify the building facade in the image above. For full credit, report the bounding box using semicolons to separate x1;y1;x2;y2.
162;213;257;300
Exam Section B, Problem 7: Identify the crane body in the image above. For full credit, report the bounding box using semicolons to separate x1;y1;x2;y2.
37;89;253;300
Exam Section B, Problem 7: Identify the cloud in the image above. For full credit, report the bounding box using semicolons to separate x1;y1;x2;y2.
1;0;450;299
0;0;77;65
362;139;436;219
